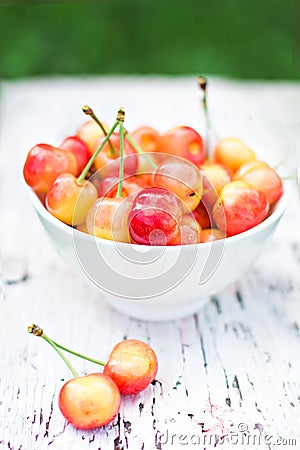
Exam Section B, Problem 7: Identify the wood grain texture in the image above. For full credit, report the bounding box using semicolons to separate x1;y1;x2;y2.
0;77;299;449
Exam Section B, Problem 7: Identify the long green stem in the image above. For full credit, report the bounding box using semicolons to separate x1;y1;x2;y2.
125;132;157;170
42;335;79;377
116;121;125;198
77;119;119;185
52;341;105;367
28;325;79;378
82;105;116;156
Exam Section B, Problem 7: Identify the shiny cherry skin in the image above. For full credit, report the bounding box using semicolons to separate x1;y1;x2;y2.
76;120;110;155
173;214;201;245
23;144;78;194
200;228;226;242
131;126;161;173
234;162;283;205
98;175;147;198
92;133;138;177
154;158;203;213
128;187;183;246
213;138;256;173
58;373;121;430
60;136;90;174
86;196;133;242
212;180;269;236
103;339;158;395
46;173;98;225
200;162;231;207
159;126;206;166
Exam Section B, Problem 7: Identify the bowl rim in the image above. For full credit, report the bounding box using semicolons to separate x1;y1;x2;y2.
26;179;291;250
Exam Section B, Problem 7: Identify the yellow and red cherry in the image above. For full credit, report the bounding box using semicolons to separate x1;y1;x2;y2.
154;158;203;212
92;133;137;177
200;162;231;207
159;126;206;166
46;173;98;226
86;196;132;243
103;339;158;395
173;214;201;245
212;180;269;236
59;373;121;430
98;175;147;198
192;201;214;229
76;120;109;155
200;228;226;242
128;187;183;245
234;162;283;205
213;138;256;173
59;136;90;174
23;143;78;194
131;126;160;173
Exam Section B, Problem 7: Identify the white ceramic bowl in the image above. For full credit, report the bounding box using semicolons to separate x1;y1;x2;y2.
27;182;290;321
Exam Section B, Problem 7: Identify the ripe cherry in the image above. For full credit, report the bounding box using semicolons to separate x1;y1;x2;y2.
60;136;90;174
104;339;158;395
46;173;98;226
23;144;78;194
59;373;121;430
212;181;269;236
130;126;160;173
86;196;133;242
154;158;203;213
213;138;256;173
128;187;183;245
234;162;283;205
159;126;206;166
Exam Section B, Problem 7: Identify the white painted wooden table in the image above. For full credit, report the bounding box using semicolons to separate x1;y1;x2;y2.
0;77;299;450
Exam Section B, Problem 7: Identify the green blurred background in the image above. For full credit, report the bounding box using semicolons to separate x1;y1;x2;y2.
0;0;297;79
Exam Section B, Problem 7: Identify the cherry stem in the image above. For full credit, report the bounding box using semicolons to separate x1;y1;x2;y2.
28;324;79;378
125;131;158;170
116;118;125;198
51;340;106;366
77;115;120;185
198;75;211;131
82;105;116;156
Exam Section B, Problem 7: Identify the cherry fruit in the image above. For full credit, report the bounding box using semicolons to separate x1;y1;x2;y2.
159;126;206;166
23;144;78;194
104;339;158;395
46;173;98;225
234;162;283;205
59;373;121;430
60;136;90;174
128;187;183;245
214;138;256;173
212;180;269;236
154;158;203;212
